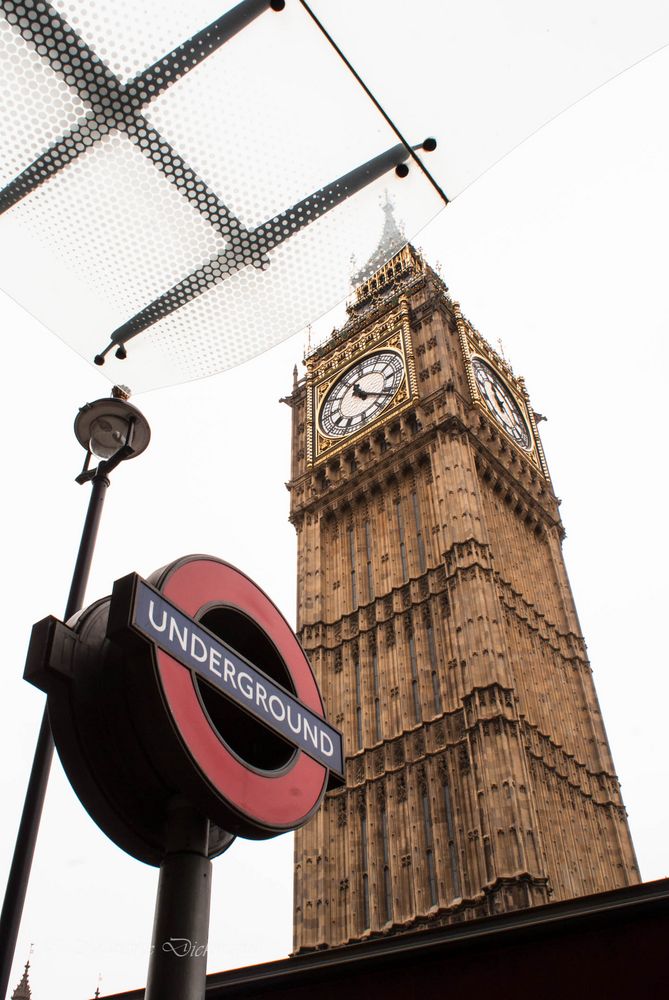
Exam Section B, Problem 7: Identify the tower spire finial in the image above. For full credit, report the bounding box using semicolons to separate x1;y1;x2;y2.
11;954;32;1000
350;191;406;287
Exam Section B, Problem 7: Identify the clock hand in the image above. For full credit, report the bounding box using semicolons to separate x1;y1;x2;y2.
492;386;510;413
356;388;389;399
352;383;368;400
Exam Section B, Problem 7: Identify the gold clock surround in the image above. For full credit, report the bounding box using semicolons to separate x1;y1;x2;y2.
457;316;549;478
306;300;418;466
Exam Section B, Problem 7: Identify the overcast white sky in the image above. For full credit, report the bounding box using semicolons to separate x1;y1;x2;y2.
1;3;669;998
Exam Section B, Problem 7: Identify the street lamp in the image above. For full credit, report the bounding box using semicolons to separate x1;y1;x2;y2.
0;386;151;999
74;386;151;479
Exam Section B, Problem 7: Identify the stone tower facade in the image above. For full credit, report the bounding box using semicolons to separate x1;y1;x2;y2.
286;245;638;952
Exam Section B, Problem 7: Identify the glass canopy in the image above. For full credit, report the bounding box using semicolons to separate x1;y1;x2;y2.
0;0;445;391
1;1;668;391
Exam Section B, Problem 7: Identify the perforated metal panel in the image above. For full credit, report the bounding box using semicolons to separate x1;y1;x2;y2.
0;0;445;390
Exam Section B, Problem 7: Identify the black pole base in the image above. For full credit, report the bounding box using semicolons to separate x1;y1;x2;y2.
145;801;213;1000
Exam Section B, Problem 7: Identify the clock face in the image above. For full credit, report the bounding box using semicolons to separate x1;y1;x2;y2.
472;356;532;451
319;350;405;439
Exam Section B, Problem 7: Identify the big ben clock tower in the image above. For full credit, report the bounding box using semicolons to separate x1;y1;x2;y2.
285;242;638;952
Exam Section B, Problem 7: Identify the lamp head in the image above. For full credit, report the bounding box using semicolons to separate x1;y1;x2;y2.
74;391;150;467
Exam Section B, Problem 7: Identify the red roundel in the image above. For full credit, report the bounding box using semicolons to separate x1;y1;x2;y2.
152;556;328;833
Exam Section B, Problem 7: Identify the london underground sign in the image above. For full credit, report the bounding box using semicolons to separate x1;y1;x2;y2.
25;554;343;863
129;577;343;776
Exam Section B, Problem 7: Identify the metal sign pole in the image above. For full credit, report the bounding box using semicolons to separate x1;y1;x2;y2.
0;468;110;1000
145;800;212;1000
0;394;150;999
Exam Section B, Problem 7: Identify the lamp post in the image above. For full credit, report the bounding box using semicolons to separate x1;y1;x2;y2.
0;386;151;998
